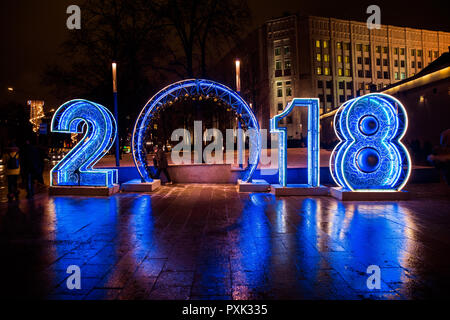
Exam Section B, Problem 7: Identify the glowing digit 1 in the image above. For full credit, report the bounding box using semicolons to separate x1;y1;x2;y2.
330;93;411;191
50;99;118;187
270;98;320;187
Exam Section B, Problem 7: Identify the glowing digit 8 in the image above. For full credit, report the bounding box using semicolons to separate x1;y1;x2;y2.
330;93;411;191
51;99;118;187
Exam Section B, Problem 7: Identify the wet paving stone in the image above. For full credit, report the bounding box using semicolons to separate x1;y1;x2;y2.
0;183;449;299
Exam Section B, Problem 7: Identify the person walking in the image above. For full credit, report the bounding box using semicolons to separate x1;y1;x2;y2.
153;144;172;185
21;140;40;199
3;143;20;202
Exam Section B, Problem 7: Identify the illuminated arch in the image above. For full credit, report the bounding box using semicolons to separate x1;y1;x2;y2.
132;79;261;183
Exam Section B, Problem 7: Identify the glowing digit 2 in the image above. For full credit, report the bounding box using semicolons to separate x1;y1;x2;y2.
50;99;118;187
330;93;411;191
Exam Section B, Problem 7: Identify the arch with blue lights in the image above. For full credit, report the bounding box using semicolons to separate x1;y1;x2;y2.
51;99;118;187
270;98;321;187
132;79;261;183
330;93;411;191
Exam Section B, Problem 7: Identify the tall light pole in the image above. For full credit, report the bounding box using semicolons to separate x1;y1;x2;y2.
112;62;120;167
235;59;243;168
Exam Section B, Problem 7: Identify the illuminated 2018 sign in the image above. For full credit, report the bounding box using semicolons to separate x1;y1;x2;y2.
330;93;411;191
51;99;118;187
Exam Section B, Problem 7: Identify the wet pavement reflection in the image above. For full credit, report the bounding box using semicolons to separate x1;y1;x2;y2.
0;184;449;299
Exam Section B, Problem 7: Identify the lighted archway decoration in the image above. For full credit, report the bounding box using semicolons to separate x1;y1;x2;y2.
132;79;261;183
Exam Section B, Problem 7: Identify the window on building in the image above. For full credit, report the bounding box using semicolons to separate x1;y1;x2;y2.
326;95;333;102
411;61;415;68
376;46;381;53
356;43;362;51
324;67;330;75
316;53;321;62
376;58;381;66
275;60;282;70
383;59;388;66
324;54;329;62
284;46;290;55
364;44;370;52
418;49;422;57
357;57;362;64
323;40;329;48
336;42;342;49
418;61;422;69
326;81;333;89
274;47;281;56
345;69;351;77
358;70;364;77
277;103;284;112
394;72;399;80
318;80;323;88
347;95;353;100
411;49;416;56
428;50;432;58
318;94;324;102
337;55;342;63
394;60;398;67
344;43;350;50
339;95;345;102
394;48;399;55
377;71;382;79
401;72;406;79
400;60;405;68
344;56;350;64
346;81;353;90
285;60;291;70
286;87;292;96
364;57;370;65
316;67;322;75
339;81;345;89
365;70;371;78
383;71;389;79
434;51;439;58
383;47;388;53
277;87;283;97
286;116;293;124
316;40;321;48
400;48;405;55
338;68;343;76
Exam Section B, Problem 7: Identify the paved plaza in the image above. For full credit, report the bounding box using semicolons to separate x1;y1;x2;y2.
0;182;449;300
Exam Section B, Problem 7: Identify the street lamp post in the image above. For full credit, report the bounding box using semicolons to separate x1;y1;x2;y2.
112;62;120;167
235;59;243;169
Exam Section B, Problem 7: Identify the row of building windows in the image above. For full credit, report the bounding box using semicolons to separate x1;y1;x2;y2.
276;81;292;97
318;80;353;90
274;45;291;56
316;67;352;76
315;40;440;59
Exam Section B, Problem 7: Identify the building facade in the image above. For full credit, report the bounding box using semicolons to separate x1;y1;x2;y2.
216;15;450;142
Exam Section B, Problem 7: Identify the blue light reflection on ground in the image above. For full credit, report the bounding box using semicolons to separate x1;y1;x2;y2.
36;187;438;299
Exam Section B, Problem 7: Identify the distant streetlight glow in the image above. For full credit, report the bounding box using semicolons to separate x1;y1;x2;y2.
235;59;241;93
112;62;117;93
7;87;14;92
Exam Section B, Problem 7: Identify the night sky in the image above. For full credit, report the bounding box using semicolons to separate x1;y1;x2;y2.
1;0;449;109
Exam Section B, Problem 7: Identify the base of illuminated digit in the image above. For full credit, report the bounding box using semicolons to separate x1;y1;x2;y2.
329;93;411;200
49;99;119;196
270;98;328;196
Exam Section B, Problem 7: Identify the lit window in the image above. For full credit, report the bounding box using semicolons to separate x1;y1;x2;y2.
338;68;343;76
316;53;321;62
324;67;330;75
274;47;281;56
275;60;282;70
344;56;350;63
324;54;329;62
316;40;321;48
345;69;351;77
394;72;399;80
337;55;342;63
336;42;342;49
285;60;291;70
400;48;405;55
364;45;370;52
284;46;290;55
411;49;416;56
317;67;322;75
323;40;328;48
401;72;406;79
